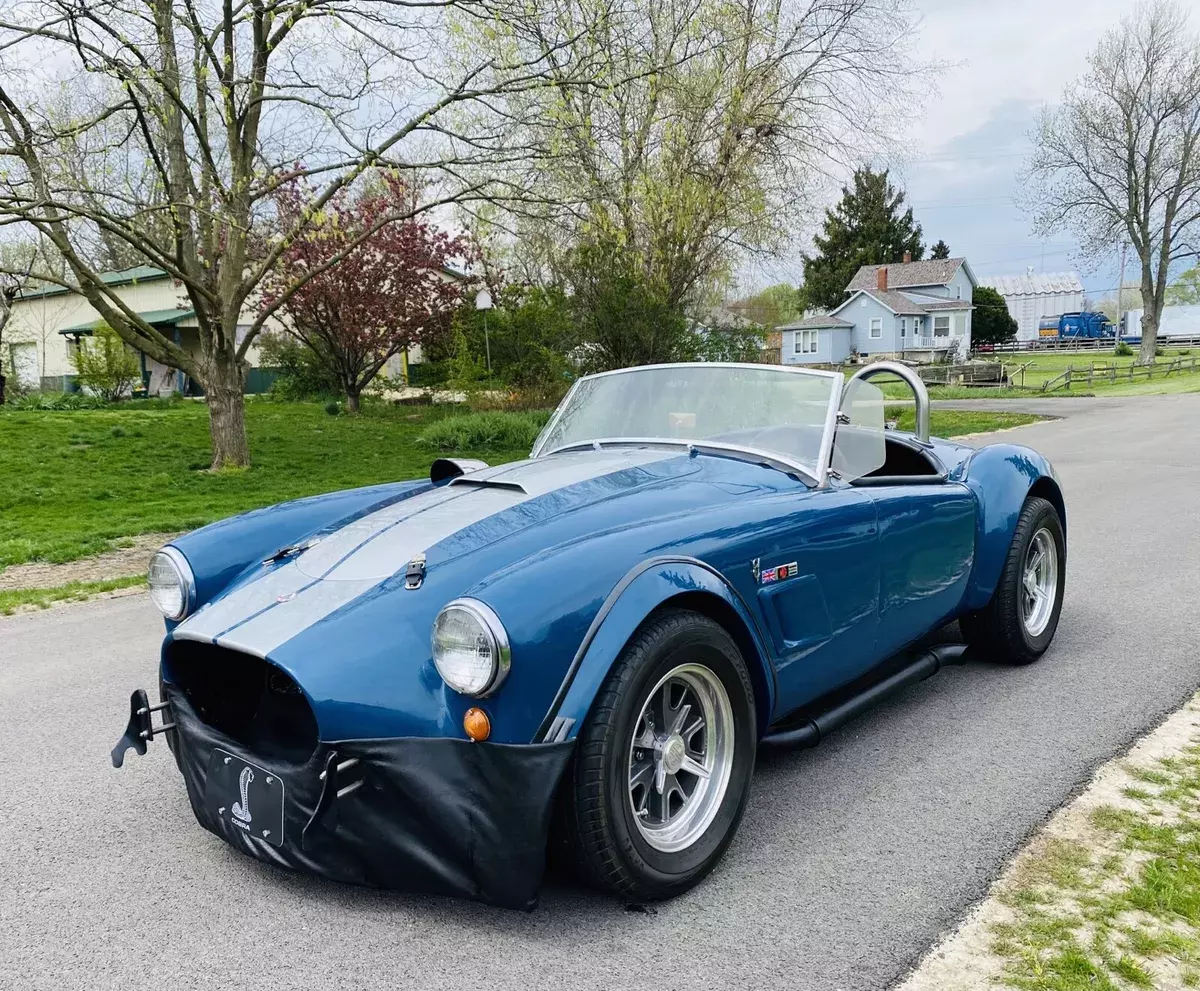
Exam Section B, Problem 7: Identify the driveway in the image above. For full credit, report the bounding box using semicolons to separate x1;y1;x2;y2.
2;394;1199;991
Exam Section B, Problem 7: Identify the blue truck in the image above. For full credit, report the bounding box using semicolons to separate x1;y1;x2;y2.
1037;311;1116;339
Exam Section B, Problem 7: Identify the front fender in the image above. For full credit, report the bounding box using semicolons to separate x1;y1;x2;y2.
536;557;776;743
955;444;1066;610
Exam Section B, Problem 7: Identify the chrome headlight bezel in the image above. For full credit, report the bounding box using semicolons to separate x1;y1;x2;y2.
431;598;511;697
147;546;196;621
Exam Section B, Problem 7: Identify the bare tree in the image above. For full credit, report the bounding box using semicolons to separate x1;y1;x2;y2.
1023;0;1200;363
0;0;605;465
473;0;926;310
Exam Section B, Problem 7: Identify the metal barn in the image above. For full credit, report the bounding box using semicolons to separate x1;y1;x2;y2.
978;271;1085;342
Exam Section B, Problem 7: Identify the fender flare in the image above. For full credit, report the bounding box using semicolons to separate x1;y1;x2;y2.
958;444;1066;610
534;556;776;743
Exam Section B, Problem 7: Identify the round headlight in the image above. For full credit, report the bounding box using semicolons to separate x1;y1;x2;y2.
431;599;511;697
148;547;194;621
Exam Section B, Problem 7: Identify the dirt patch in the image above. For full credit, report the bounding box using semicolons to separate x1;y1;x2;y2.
0;532;180;591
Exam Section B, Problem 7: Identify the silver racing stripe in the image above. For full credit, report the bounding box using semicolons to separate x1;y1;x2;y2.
173;448;673;658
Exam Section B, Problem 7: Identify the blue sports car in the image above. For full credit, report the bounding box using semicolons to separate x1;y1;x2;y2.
113;362;1066;909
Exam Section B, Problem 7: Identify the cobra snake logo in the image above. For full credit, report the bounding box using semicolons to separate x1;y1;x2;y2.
231;766;254;823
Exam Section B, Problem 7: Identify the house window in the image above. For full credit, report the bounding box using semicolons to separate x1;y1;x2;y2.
900;318;907;338
869;317;882;339
794;329;818;354
934;315;950;337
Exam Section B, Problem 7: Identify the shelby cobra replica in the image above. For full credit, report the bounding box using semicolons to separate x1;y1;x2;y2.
113;362;1066;909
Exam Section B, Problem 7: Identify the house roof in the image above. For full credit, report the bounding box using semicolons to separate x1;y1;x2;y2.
844;289;929;315
979;271;1084;297
911;298;973;311
27;266;169;301
778;314;853;330
847;258;972;293
60;307;195;334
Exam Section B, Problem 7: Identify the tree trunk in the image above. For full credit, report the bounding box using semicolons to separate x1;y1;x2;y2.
1137;272;1159;365
206;369;250;469
345;389;360;413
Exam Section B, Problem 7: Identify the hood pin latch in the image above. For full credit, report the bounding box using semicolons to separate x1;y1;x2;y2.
404;553;427;590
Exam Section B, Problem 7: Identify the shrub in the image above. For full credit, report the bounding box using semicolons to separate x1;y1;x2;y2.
256;331;340;401
70;323;141;401
416;410;552;451
324;400;340;416
1115;341;1134;356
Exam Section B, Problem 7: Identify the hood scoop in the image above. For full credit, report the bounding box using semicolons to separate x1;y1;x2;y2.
430;457;489;484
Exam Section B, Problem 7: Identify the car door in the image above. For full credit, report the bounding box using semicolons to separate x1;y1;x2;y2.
748;485;882;716
866;482;976;658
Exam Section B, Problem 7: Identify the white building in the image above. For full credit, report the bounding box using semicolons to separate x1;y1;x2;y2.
1123;304;1200;339
978;271;1085;342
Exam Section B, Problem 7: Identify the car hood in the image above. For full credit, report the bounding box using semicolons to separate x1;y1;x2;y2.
171;448;697;659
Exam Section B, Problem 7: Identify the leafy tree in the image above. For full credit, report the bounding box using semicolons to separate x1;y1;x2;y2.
259;177;472;412
727;284;807;328
970;286;1018;347
931;240;951;260
1167;266;1200;305
568;239;692;370
803;168;925;310
71;323;140;401
1024;1;1200;364
0;0;610;465
696;323;768;362
482;0;926;313
455;286;575;389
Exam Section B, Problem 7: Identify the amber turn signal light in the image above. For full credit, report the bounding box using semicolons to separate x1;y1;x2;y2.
463;707;491;742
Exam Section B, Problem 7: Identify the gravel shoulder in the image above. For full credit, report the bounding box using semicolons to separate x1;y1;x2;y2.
0;532;177;591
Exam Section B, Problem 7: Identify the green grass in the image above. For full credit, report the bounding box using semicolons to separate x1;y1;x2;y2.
989;733;1200;990
0;401;532;569
0;576;146;615
872;349;1200;399
0;400;1042;570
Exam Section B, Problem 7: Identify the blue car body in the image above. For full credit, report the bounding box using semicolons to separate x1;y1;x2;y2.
116;365;1063;909
165;437;1062;745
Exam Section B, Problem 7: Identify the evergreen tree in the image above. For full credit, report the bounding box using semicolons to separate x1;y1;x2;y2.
802;169;924;310
931;239;951;259
971;286;1019;346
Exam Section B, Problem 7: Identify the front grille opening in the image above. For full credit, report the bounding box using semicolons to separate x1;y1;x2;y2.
165;641;319;763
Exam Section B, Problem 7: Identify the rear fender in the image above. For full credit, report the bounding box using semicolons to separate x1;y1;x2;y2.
536;557;776;743
956;445;1065;610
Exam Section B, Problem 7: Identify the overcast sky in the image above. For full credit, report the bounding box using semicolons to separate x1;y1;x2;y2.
755;0;1157;299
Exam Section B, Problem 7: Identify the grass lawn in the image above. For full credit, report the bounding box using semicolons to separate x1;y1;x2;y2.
0;576;145;615
0;400;1042;570
873;348;1200;400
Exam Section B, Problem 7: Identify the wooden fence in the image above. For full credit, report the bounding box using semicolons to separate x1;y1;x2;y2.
1040;356;1200;392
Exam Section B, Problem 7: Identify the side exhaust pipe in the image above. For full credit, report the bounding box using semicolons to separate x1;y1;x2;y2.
760;644;969;751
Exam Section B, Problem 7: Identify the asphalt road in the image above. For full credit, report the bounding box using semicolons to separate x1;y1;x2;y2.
2;394;1199;991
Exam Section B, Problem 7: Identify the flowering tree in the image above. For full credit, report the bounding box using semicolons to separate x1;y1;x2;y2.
261;178;473;411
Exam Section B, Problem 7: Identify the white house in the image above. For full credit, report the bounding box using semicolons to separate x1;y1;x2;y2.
978;271;1085;342
778;256;977;365
2;266;276;395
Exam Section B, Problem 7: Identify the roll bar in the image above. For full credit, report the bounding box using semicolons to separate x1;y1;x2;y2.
843;361;930;443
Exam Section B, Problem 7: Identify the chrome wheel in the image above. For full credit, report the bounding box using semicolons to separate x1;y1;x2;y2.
1021;528;1058;638
627;663;735;853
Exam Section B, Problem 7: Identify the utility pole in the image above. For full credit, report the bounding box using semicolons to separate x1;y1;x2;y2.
1117;241;1128;340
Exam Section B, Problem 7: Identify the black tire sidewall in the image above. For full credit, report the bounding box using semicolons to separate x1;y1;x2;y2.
1001;498;1066;660
600;616;756;888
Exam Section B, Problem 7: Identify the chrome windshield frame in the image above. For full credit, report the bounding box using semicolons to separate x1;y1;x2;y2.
529;362;845;488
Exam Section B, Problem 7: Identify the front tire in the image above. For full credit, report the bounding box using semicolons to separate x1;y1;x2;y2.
563;609;756;901
960;496;1065;665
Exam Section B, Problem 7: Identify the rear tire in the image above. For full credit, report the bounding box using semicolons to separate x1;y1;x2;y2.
960;496;1065;665
562;609;756;901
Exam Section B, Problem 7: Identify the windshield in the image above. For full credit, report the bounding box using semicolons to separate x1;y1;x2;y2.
531;364;842;476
